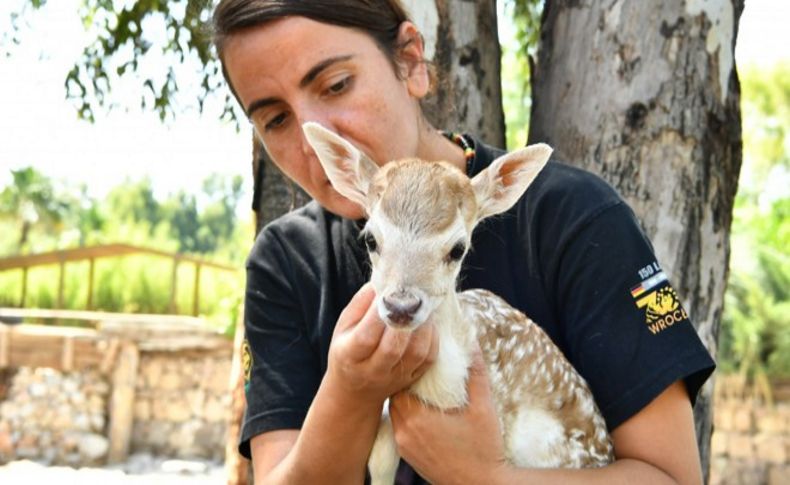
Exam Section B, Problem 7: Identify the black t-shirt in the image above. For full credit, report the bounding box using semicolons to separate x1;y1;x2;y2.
239;136;716;476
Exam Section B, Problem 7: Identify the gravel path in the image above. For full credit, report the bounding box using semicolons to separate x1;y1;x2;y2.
0;454;225;484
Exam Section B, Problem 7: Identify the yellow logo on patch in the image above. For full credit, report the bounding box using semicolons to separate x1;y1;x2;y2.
241;338;252;389
635;286;688;335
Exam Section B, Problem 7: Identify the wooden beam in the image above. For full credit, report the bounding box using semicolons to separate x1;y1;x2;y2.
0;243;237;272
0;324;105;371
0;308;207;327
107;341;139;463
193;263;202;316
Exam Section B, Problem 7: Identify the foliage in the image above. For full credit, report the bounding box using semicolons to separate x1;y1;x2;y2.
501;0;544;149
6;0;233;123
722;199;790;380
164;175;245;254
719;62;790;381
0;167;71;252
8;0;546;138
0;168;251;333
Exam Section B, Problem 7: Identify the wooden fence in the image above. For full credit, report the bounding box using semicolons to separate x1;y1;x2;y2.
0;243;239;316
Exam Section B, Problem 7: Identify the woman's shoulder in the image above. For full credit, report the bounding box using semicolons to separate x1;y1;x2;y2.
472;137;625;222
247;201;343;267
526;159;624;213
258;200;330;238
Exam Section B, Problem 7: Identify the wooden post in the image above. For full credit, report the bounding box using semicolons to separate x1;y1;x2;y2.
192;263;202;317
0;325;9;368
20;267;28;308
108;341;139;463
87;258;95;310
62;336;74;372
225;305;250;485
57;260;65;310
169;257;180;314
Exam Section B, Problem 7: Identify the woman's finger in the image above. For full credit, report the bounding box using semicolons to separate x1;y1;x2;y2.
347;299;387;361
335;282;375;332
466;344;493;402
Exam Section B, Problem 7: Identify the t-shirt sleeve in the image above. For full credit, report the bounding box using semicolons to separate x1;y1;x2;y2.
552;202;715;431
239;226;322;459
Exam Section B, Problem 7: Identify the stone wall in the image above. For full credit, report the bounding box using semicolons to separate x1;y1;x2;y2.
0;347;232;466
131;352;232;460
710;377;790;485
0;367;110;466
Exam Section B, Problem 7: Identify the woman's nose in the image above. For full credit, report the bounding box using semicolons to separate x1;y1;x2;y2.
297;115;332;158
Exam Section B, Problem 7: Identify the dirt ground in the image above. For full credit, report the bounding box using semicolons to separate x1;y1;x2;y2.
0;454;225;484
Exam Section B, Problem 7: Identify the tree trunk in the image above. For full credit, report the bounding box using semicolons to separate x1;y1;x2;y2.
251;134;311;234
529;0;743;481
405;0;506;147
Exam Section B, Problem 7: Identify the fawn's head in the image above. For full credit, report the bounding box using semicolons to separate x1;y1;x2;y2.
303;122;552;330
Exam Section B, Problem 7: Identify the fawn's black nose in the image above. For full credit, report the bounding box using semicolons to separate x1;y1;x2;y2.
382;291;422;325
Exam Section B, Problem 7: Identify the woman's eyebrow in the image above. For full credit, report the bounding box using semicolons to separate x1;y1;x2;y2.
245;55;355;118
246;97;278;118
299;55;354;88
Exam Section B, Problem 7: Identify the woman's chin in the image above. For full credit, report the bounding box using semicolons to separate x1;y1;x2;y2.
320;192;366;220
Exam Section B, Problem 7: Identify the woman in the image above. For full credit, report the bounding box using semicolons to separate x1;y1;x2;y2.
212;1;715;483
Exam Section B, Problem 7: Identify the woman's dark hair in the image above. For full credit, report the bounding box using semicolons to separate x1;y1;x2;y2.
212;0;417;106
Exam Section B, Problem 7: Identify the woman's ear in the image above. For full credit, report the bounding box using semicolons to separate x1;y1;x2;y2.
396;21;430;98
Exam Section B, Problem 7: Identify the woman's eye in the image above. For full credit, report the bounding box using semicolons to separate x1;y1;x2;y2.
363;232;378;253
446;242;466;263
326;77;351;96
265;112;288;131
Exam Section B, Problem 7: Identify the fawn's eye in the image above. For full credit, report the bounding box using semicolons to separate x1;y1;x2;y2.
363;232;378;253
446;242;466;262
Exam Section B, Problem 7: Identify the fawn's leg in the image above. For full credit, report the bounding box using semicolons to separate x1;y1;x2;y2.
368;403;400;485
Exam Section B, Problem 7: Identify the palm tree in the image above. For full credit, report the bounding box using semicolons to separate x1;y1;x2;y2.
0;167;68;252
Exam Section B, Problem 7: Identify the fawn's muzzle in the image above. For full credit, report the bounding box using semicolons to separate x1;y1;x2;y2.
382;291;422;325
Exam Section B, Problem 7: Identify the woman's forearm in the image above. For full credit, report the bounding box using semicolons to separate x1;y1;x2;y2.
481;458;684;485
264;373;383;484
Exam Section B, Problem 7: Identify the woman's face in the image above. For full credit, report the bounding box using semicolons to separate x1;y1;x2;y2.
222;17;430;219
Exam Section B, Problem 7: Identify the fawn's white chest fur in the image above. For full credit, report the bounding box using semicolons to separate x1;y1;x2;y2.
301;122;614;484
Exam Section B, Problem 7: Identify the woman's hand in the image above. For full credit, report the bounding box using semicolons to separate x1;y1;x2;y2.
389;347;508;485
326;283;439;403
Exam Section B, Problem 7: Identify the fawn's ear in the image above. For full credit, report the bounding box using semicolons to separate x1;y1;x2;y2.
302;122;380;212
471;143;552;221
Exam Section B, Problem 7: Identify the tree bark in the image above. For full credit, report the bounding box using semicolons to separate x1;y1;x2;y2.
251;134;311;234
405;0;506;147
529;0;743;481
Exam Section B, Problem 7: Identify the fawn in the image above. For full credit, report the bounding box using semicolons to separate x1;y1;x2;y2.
302;122;614;484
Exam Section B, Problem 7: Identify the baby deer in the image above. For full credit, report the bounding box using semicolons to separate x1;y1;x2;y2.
303;122;614;484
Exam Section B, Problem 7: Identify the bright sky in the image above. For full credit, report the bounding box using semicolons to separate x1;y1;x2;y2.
0;0;251;203
0;0;787;206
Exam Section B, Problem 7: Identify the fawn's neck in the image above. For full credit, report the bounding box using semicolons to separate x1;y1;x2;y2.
409;292;477;409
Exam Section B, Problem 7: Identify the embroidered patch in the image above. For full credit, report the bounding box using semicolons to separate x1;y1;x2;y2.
631;262;689;335
241;338;252;393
